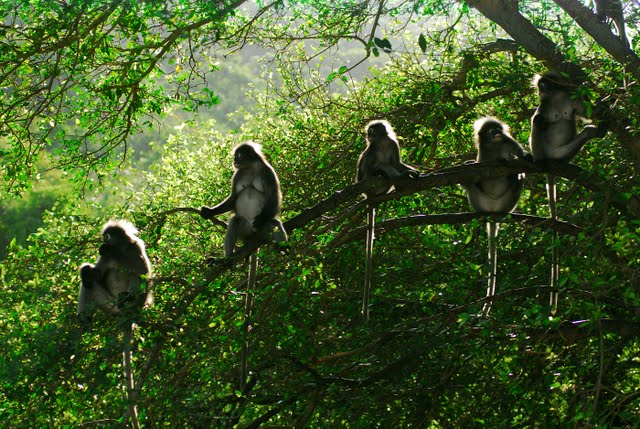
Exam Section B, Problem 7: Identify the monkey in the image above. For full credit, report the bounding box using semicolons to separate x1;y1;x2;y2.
77;220;153;319
200;141;287;389
76;219;152;429
356;119;420;195
529;71;606;313
355;119;420;320
462;117;530;317
200;141;287;259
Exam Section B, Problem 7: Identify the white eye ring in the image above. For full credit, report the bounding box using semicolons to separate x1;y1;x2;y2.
104;233;111;241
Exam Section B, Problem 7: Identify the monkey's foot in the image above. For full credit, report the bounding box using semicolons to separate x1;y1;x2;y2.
272;241;290;255
206;256;234;267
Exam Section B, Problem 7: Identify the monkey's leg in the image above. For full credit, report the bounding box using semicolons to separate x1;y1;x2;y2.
547;175;560;314
122;323;141;429
240;251;258;391
362;206;376;321
272;219;288;244
224;216;254;258
78;283;119;317
554;125;600;160
482;221;499;317
261;218;288;244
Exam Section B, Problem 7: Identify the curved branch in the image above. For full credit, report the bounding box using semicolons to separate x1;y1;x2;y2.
552;0;640;79
466;0;585;79
157;207;227;229
328;212;582;248
287;159;638;236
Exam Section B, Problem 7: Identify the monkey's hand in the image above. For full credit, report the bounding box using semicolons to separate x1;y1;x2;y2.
402;169;420;179
595;122;608;138
200;206;215;220
582;124;604;139
77;312;93;326
98;244;113;257
521;153;534;162
80;264;97;287
207;256;234;268
117;290;142;311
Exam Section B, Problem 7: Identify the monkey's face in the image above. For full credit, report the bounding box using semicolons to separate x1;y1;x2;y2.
102;226;129;247
537;77;572;101
367;123;388;139
233;145;260;169
480;123;504;144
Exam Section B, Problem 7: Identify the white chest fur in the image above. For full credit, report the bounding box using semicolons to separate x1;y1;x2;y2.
235;172;266;220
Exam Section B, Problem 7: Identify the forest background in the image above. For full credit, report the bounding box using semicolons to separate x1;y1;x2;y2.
1;0;639;427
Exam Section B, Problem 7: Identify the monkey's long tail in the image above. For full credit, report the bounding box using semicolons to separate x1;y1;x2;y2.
122;323;141;429
482;221;499;317
547;174;559;314
362;205;376;321
240;251;258;391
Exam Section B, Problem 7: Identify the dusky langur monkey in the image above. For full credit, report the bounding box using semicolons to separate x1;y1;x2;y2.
200;141;288;258
462;117;530;317
355;119;419;321
77;220;153;429
200;141;287;390
77;220;153;319
530;72;606;313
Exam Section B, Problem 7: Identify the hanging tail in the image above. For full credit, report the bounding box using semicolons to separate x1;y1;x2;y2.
240;251;258;390
482;221;499;317
362;206;376;321
547;174;559;314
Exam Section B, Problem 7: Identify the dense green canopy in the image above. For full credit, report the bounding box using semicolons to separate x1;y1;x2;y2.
1;1;639;427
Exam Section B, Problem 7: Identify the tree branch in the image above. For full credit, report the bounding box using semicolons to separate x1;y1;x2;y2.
465;0;585;79
328;212;582;248
274;159;640;244
552;0;640;80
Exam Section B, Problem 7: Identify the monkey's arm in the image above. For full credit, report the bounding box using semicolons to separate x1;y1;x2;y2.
374;163;403;178
253;168;281;228
80;263;99;288
530;113;549;161
201;195;235;220
397;162;420;177
356;163;368;183
504;137;532;161
127;248;150;275
391;147;419;177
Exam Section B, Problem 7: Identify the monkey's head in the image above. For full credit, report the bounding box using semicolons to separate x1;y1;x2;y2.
233;141;265;169
533;71;575;98
533;71;588;117
474;117;508;147
366;120;397;144
101;220;138;247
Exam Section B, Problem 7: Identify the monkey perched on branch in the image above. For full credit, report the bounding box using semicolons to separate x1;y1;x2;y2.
77;220;153;320
201;141;287;258
355;119;419;321
529;71;607;313
462;117;531;317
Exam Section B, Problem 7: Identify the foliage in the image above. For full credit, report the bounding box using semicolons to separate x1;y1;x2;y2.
1;0;640;428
